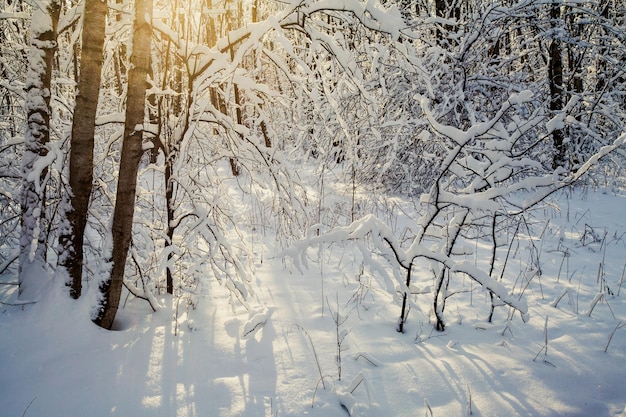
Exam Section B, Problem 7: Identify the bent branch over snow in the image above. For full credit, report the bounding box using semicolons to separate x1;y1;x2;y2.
280;214;529;331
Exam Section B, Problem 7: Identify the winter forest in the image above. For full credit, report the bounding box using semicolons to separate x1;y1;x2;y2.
1;0;625;415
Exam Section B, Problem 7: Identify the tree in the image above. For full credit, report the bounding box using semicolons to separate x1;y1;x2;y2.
57;0;108;299
548;1;565;169
93;0;154;329
19;0;61;300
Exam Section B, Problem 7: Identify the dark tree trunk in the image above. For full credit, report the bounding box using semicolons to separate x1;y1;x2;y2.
93;0;153;329
165;158;175;294
260;110;271;148
227;13;241;176
58;0;108;299
549;2;565;169
595;0;612;92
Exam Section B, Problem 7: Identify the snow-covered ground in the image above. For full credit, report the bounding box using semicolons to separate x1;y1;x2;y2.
1;188;625;417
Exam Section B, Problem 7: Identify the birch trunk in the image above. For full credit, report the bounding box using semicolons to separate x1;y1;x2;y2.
19;0;61;300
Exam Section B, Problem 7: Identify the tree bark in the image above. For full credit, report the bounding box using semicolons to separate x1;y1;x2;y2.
227;9;242;176
165;158;174;294
93;0;153;329
19;0;61;300
58;0;108;299
595;0;612;92
549;2;565;169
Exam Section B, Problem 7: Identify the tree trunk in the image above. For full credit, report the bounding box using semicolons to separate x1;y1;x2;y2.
19;0;61;300
227;12;242;176
549;2;565;169
595;0;612;92
58;0;107;299
93;0;153;329
165;158;175;294
566;10;583;95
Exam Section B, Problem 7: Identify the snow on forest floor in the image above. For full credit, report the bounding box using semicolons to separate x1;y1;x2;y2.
1;188;626;417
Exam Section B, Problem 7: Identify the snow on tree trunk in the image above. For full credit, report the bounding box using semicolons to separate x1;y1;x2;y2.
19;0;60;301
57;0;107;299
93;0;153;329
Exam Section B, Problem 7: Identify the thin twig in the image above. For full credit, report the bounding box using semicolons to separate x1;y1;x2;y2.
21;397;36;417
294;324;326;390
617;262;625;296
605;321;625;353
0;300;37;306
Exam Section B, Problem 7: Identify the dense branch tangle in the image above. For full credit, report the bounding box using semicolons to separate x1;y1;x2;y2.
281;84;625;331
7;0;624;330
104;0;623;329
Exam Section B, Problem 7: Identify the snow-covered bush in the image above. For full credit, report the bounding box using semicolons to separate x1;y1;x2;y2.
282;85;626;331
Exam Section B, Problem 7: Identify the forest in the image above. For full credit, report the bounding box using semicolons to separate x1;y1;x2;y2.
1;0;625;416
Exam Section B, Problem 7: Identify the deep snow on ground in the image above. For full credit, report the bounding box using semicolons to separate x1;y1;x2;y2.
1;188;626;417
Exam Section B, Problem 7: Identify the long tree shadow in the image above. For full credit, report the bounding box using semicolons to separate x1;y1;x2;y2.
105;296;234;417
245;316;278;416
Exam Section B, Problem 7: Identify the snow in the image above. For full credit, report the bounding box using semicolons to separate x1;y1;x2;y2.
5;0;626;413
0;11;29;19
1;189;625;417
